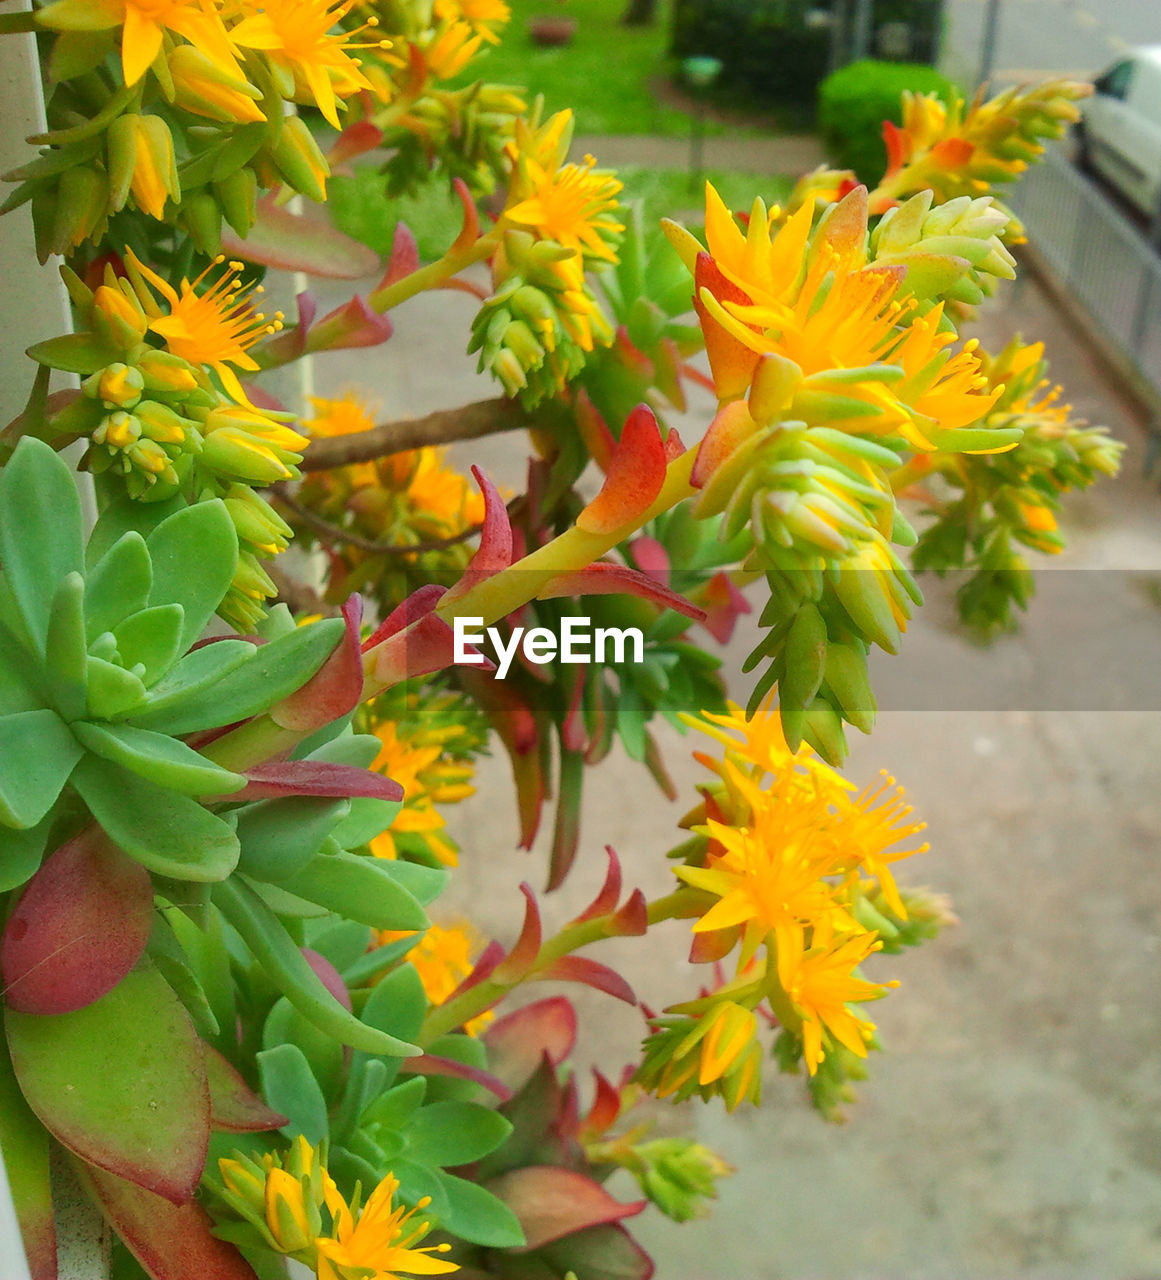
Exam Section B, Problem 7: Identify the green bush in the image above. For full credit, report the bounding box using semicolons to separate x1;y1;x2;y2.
818;59;955;184
670;0;831;107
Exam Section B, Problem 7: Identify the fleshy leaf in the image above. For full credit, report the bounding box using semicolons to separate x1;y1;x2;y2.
71;755;240;881
1;827;153;1014
0;1044;55;1280
145;500;239;652
282;849;430;930
693;252;761;400
483;997;577;1093
74;1160;258;1280
538;563;704;622
84;531;152;640
533;956;637;1005
271;595;364;731
486;1167;645;1251
221;196;380;277
491;884;542;984
234;760;403;803
7;965;210;1203
0;438;84;647
576;405;668;535
0;708;84;829
204;1044;288;1132
72;721;246;796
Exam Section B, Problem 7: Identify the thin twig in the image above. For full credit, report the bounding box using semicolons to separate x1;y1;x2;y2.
272;484;485;556
299;397;529;472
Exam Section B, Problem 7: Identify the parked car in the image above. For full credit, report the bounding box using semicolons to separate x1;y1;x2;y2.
1076;45;1161;218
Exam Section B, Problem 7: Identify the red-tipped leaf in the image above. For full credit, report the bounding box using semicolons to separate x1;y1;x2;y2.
234;761;403;803
2;827;152;1014
534;955;637;1005
487;1166;645;1251
576;404;667;535
272;595;364;731
205;1045;288;1132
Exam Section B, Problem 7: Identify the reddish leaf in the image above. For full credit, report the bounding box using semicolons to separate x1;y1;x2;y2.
204;1046;288;1133
402;1053;512;1102
627;536;669;582
534;956;636;1005
538;562;705;622
574;388;616;469
559;669;587;754
305;294;394;354
302;947;352;1010
2;828;152;1014
450;177;480;253
580;1069;622;1139
694;252;761;400
448;939;505;1001
221;198;379;278
484;997;576;1092
75;1159;258;1280
235;761;402;803
377;221;420;289
663;426;686;460
7;966;209;1204
327;120;383;167
691;400;756;490
487;1167;645;1251
0;1045;56;1280
443;467;512;607
361;583;446;650
491;884;542;984
546;749;583;891
571;846;623;924
576;405;667;535
643;731;677;802
882;119;907;176
816;184;868;259
541;1223;655;1280
697;570;753;644
608;889;648;938
271;595;364;731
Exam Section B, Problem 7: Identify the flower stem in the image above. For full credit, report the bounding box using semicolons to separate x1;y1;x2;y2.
417;888;700;1046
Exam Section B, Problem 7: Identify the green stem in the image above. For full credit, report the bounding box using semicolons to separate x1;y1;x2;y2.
28;81;139;146
417;889;699;1046
367;234;498;313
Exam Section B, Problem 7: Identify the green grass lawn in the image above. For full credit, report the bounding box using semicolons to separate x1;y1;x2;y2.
329;164;792;263
455;0;691;136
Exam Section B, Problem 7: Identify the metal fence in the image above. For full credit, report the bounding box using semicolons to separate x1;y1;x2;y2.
1006;145;1161;403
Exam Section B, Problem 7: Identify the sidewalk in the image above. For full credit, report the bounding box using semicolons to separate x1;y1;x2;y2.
305;199;1161;1280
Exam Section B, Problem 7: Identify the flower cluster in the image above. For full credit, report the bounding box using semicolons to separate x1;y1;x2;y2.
214;1137;458;1278
868;79;1093;214
911;337;1124;634
289;393;487;611
470;111;621;404
636;698;935;1110
378;920;494;1034
359;683;485;866
30;254;302;629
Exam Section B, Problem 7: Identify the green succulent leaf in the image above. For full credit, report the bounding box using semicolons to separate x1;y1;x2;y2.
0;438;84;648
407;1101;513;1168
25;332;121;373
84;656;149;719
5;964;210;1204
147;916;221;1040
72;720;246;797
358;963;427;1062
112;603;184;687
374;859;450;909
235;795;349;883
0;629;42;715
0;819;52;892
281;850;430;931
145;500;238;652
85;532;152;640
86;493;184;568
128;618;345;735
361;1076;426;1130
330;796;401;849
263;994;347;1101
257;1043;329;1144
436;1171;525;1248
71;754;241;880
0;708;83;829
212;877;418;1058
129;638;254;721
44;572;88;720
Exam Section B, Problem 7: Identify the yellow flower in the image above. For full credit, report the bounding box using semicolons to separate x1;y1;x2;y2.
37;0;240;87
831;771;928;918
503;111;623;264
316;1174;458;1279
379;922;493;1036
229;0;386;128
433;0;510;42
422;20;484;79
126;251;283;403
779;924;896;1075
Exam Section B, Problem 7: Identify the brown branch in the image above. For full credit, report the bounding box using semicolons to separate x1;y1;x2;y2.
272;484;487;557
299;397;530;472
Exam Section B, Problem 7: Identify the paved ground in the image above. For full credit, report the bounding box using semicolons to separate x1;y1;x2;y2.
304;158;1161;1278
